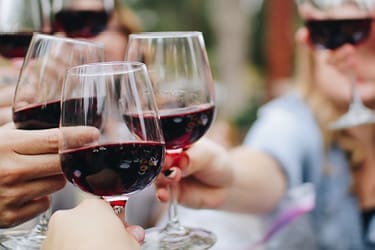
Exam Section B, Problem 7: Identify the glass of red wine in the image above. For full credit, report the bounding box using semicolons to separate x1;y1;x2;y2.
59;61;165;230
0;0;44;85
296;0;375;129
10;33;104;250
51;0;115;38
126;31;216;249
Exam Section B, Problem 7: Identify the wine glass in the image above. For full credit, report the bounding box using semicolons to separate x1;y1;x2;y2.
296;0;375;130
126;31;217;249
59;61;165;230
51;0;115;38
0;0;44;85
8;33;104;250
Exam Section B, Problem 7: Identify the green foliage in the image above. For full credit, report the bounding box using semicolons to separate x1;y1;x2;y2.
123;0;214;47
249;1;266;75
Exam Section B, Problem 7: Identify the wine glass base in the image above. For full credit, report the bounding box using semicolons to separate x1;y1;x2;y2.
329;108;375;130
142;226;216;250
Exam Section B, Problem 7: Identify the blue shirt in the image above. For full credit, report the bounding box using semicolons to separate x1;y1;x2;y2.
244;93;373;250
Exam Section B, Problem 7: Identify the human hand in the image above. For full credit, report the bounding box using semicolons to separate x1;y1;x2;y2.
155;138;234;209
0;127;99;228
325;43;375;84
42;199;143;250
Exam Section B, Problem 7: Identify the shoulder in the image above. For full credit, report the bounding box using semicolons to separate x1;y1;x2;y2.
244;92;322;152
258;92;313;122
250;92;318;136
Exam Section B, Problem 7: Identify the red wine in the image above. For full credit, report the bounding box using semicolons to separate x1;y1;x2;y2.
124;104;215;150
13;100;61;129
61;97;103;129
305;18;372;49
0;33;33;58
14;97;103;130
60;142;165;196
53;10;110;38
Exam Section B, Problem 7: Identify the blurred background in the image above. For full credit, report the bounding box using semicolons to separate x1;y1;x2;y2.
124;0;300;144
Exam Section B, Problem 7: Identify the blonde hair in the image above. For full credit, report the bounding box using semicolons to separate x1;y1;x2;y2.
295;43;339;150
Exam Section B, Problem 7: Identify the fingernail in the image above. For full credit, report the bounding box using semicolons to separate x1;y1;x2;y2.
163;168;175;178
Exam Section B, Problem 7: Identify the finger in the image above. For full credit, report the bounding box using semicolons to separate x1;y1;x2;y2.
155;167;182;203
10;128;61;155
180;138;217;177
126;225;145;244
59;126;100;149
6;175;66;206
161;153;176;170
326;44;355;66
0;196;49;228
183;138;232;187
162;152;189;172
172;152;189;171
0;153;62;184
155;167;181;189
156;187;169;202
178;178;226;209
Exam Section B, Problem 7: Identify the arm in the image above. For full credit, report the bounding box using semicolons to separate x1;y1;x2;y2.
42;199;143;250
157;138;286;214
222;146;286;213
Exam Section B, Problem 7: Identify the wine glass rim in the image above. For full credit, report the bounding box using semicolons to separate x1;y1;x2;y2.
67;61;147;76
32;33;105;48
129;31;203;39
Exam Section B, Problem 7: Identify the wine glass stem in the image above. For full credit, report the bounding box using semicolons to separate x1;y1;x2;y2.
165;183;186;233
104;197;128;222
350;74;365;109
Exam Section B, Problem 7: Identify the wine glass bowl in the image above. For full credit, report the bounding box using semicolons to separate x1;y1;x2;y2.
0;0;45;90
296;0;375;130
51;0;115;38
127;32;216;150
59;61;165;221
0;0;44;58
126;31;216;249
13;34;105;127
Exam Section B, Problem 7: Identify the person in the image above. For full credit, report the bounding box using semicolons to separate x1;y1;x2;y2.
155;13;375;250
42;198;144;250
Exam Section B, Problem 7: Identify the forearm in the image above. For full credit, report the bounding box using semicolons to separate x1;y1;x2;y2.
219;146;287;214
